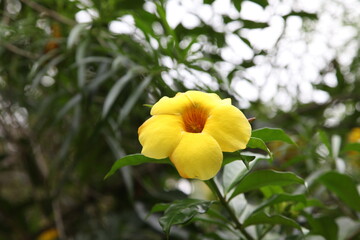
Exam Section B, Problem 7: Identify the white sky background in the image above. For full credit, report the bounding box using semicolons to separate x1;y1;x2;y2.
77;0;360;114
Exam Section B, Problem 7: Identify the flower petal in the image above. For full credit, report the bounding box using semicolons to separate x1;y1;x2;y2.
170;132;222;180
138;115;184;159
184;91;224;110
222;98;232;105
151;93;190;115
203;105;251;152
151;91;227;116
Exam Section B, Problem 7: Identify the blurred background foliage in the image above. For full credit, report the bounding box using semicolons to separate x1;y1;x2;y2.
0;0;359;239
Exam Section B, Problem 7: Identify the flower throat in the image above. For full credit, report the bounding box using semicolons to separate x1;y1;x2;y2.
182;105;208;133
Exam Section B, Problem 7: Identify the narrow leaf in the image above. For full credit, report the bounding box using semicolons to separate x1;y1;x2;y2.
341;143;360;153
246;137;273;159
102;71;134;118
159;199;214;236
223;152;255;166
318;130;332;155
248;0;269;8
67;23;89;48
150;203;170;214
146;202;170;219
230;170;304;200
223;158;260;194
252;128;295;145
242;20;269;29
56;94;81;120
118;75;152;123
306;215;338;240
243;212;301;229
252;194;307;214
317;171;360;211
105;154;171;179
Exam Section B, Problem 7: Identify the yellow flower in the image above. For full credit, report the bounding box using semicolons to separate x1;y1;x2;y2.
347;127;360;170
37;228;58;240
348;127;360;143
138;91;252;180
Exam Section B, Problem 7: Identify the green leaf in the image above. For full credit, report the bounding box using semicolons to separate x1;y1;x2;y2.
243;212;301;229
232;0;243;12
159;199;214;236
260;185;284;198
118;75;153;123
252;194;307;214
150;203;170;214
246;137;273;159
145;203;170;220
247;0;269;8
230;170;304;200
67;23;89;48
56;94;81;120
251;128;296;145
317;171;360;211
143;104;153;108
283;11;318;20
291;199;324;212
307;215;338;240
318;130;332;155
223;157;261;194
341;143;360;153
242;20;269;29
102;71;134;118
104;154;171;179
223;152;255;166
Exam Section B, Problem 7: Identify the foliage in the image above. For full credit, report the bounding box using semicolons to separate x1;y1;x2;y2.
0;0;359;239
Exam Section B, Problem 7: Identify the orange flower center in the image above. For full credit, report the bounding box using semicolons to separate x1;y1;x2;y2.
182;105;208;133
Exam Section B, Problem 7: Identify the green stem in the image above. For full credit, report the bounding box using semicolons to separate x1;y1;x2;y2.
206;179;254;240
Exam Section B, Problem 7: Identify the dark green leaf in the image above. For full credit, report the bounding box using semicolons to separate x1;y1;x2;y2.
230;170;304;200
260;185;284;198
232;0;243;12
105;154;171;179
247;0;269;8
67;23;89;48
239;36;253;49
246;137;272;159
56;94;82;120
317;171;360;211
145;203;171;220
283;11;318;20
252;128;296;145
150;203;170;214
159;199;214;236
318;130;332;155
253;194;307;213
102;71;134;118
223;158;260;194
307;215;338;240
118;75;153;123
243;212;301;229
341;143;360;153
143;104;153;108
223;152;255;166
242;20;269;29
291;199;324;212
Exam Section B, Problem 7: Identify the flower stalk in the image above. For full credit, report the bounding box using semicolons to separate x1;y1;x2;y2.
206;178;254;240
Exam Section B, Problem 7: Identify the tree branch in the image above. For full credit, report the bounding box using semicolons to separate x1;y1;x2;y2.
20;0;76;26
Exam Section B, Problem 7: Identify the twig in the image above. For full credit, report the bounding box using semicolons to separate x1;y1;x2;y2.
248;117;256;123
52;200;67;240
3;43;40;59
206;179;254;240
20;0;76;26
